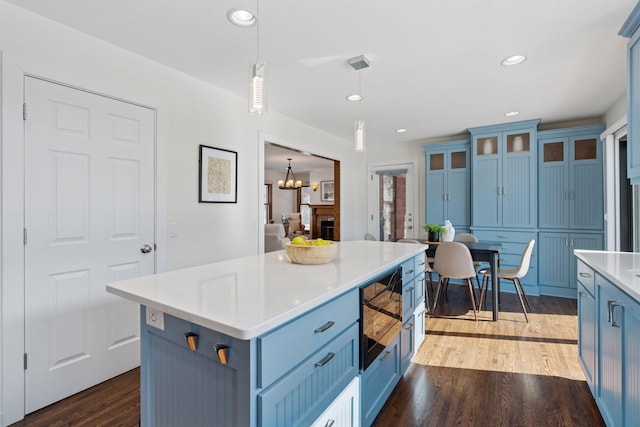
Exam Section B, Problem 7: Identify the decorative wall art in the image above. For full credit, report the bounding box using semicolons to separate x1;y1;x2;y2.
320;180;334;202
199;145;238;203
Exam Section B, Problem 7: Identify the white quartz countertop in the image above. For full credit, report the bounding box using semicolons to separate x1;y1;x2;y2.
574;250;640;302
107;241;426;340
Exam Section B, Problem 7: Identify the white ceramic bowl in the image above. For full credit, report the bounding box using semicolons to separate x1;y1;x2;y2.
285;240;337;265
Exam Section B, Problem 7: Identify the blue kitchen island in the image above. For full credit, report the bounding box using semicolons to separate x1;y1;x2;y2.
107;241;427;427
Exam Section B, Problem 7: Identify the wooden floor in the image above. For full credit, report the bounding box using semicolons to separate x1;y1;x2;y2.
13;284;604;427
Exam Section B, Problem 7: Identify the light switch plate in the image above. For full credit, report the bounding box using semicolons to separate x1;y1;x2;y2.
146;307;165;330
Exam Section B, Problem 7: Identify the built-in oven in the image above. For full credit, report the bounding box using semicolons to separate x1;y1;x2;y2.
360;267;403;370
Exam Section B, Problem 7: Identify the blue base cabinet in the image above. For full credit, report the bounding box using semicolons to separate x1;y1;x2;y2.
360;334;400;427
538;232;603;297
576;258;640;427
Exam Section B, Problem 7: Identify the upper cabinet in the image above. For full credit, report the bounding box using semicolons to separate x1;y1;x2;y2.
424;140;470;229
469;119;540;228
620;2;640;184
538;125;605;230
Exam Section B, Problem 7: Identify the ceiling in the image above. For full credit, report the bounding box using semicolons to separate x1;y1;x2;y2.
7;0;637;150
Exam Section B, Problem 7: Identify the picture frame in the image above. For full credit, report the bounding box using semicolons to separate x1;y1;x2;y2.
320;180;334;202
199;145;238;203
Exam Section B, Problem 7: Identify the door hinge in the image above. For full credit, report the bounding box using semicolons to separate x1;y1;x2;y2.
370;174;373;181
154;243;157;251
24;353;27;370
23;228;27;245
23;103;27;121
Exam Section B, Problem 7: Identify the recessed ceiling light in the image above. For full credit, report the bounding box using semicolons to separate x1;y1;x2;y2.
395;128;408;133
227;8;256;27
346;94;362;102
504;111;520;117
501;55;527;66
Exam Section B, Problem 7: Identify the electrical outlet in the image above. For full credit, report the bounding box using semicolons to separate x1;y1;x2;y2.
146;307;164;330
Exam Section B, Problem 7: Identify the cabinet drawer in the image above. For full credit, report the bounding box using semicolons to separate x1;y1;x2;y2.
259;323;359;427
258;289;359;388
577;260;595;296
402;279;416;320
402;258;416;282
361;334;401;426
474;230;537;244
310;377;360;427
414;251;426;277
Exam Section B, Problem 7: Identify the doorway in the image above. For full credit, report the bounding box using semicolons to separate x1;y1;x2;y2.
368;162;418;241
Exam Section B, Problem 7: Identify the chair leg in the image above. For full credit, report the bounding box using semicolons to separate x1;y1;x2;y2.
516;278;532;312
511;278;529;323
432;278;444;313
423;276;431;318
479;275;488;309
466;278;478;321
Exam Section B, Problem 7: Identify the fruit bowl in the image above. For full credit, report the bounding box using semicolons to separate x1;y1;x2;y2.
285;239;337;265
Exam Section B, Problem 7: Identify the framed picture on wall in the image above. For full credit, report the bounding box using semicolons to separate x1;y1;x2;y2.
199;145;238;203
320;180;334;202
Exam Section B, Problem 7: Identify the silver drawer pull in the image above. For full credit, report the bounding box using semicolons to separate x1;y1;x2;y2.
407;287;414;292
406;269;414;274
381;351;392;361
314;321;335;333
315;352;335;367
610;302;622;328
404;323;414;330
324;420;335;427
579;272;592;278
418;261;425;266
497;235;508;239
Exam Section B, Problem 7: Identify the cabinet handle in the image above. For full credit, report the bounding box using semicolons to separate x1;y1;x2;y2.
406;269;414;274
404;323;414;330
565;191;569;200
570;238;574;247
314;321;335;333
579;272;592;278
607;300;616;324
407;287;414;292
497;235;508;239
610;302;622;328
315;352;335;367
578;291;586;297
381;351;392;361
565;238;569;246
418;261;425;266
324;420;336;427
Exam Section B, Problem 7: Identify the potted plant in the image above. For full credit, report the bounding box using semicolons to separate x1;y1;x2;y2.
423;223;446;242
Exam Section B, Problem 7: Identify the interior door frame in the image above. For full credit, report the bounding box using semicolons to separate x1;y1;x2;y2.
367;160;419;240
0;52;168;426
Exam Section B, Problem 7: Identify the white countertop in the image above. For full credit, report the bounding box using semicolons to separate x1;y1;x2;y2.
574;250;640;302
107;241;426;340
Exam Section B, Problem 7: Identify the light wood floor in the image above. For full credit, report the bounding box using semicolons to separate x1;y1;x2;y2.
12;284;604;427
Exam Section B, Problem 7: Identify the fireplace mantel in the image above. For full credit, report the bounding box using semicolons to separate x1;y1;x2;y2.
310;204;335;239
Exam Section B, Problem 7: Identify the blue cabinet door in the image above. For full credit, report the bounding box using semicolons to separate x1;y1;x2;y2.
623;295;640;426
598;280;623;427
400;316;414;374
570;136;603;230
539;137;570;229
424;141;470;229
577;282;596;393
621;10;640;184
502;130;537;228
472;136;501;227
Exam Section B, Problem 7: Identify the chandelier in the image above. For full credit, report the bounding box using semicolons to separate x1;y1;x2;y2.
277;158;302;190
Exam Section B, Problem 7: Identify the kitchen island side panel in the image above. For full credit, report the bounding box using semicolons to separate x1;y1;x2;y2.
140;307;257;427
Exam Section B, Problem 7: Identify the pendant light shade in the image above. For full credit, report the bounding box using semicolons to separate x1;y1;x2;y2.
277;158;302;190
249;62;267;114
355;119;366;152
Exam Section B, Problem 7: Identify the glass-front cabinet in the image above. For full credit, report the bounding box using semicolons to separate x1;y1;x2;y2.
424;139;470;230
469;119;539;229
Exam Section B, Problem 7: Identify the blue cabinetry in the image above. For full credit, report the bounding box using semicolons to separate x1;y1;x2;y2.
469;120;539;229
424;140;470;229
620;3;640;184
596;274;640;427
360;333;400;427
577;260;596;394
538;126;604;230
538;233;603;297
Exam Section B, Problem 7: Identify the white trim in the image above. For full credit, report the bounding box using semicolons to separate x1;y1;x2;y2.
601;115;628;140
0;51;167;426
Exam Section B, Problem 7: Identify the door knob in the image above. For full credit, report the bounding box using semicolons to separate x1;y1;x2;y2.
141;244;153;254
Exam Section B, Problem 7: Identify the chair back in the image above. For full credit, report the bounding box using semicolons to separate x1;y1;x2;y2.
433;241;476;279
515;240;536;278
453;233;478;243
364;232;377;241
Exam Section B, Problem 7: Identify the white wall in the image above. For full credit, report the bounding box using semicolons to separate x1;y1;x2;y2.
604;94;627;127
0;1;368;423
310;168;334;205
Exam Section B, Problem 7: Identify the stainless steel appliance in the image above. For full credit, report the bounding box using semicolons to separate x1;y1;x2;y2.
360;267;402;370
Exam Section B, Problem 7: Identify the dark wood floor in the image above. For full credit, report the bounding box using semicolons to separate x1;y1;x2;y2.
13;285;604;427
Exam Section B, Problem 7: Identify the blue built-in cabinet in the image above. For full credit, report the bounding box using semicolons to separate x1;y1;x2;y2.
620;2;640;184
423;140;470;230
469;119;539;229
537;125;605;297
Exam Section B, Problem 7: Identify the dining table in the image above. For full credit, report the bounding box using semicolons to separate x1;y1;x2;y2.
422;240;503;321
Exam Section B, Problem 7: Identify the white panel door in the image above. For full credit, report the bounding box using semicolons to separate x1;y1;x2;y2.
24;77;155;413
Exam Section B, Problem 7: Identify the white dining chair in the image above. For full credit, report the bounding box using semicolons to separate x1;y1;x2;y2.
478;239;535;322
432;242;478;321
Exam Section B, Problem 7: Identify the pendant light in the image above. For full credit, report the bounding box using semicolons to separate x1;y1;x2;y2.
249;0;267;114
349;55;369;152
277;158;302;190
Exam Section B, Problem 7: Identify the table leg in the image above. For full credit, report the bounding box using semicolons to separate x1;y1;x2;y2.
491;252;499;321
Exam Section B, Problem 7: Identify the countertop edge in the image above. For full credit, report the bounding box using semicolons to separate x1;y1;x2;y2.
574;250;640;303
